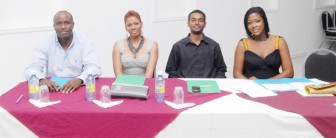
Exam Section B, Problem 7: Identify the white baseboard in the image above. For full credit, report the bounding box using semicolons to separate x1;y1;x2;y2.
0;26;53;35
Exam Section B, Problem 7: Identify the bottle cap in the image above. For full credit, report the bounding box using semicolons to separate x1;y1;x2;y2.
88;70;93;75
157;71;163;75
30;70;36;76
101;85;110;90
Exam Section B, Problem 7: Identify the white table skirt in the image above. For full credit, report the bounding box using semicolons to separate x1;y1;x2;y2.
0;94;322;138
0;107;37;137
157;94;322;138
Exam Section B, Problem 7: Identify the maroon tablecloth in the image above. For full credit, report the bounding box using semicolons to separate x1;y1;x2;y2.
238;92;336;138
0;78;230;138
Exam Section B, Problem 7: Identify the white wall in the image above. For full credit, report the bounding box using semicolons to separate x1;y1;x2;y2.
0;0;334;94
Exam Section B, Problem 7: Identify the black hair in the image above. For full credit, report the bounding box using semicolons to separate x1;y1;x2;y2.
188;9;206;22
243;7;270;37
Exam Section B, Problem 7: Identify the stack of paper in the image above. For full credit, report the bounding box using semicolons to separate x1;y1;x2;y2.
231;81;277;98
254;78;332;97
254;78;313;92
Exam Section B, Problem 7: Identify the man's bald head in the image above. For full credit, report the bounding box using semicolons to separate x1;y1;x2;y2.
53;11;74;24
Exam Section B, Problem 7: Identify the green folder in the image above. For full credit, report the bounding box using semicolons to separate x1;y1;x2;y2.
187;80;221;93
115;75;145;86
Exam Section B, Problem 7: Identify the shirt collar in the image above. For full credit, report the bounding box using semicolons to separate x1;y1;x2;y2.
54;33;75;48
183;33;209;46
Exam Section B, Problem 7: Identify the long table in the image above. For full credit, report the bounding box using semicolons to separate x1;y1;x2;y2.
0;78;335;138
0;78;229;137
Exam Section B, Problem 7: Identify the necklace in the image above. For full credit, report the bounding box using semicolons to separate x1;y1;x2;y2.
127;36;144;58
251;35;268;41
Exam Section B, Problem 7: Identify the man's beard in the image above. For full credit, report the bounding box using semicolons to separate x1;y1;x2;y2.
191;29;203;35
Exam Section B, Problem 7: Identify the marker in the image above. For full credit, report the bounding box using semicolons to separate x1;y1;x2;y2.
15;95;23;104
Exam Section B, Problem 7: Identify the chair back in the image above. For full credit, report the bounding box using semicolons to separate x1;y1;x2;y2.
334;10;336;27
304;49;336;82
322;11;333;30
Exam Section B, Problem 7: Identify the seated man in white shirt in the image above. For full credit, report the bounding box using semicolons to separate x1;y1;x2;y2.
25;11;102;93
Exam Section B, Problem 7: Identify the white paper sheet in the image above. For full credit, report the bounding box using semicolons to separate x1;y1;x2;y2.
310;78;329;85
179;78;248;93
231;82;277;98
288;82;316;91
261;83;297;92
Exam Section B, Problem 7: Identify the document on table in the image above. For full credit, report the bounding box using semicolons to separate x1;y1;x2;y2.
254;78;314;92
260;84;297;92
291;81;333;97
288;78;331;96
231;81;277;98
180;78;244;93
288;82;317;91
187;80;221;93
51;77;72;88
255;78;332;96
309;78;329;85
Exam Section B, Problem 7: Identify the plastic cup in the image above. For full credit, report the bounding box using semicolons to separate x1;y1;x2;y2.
100;85;111;103
39;85;49;102
173;86;184;104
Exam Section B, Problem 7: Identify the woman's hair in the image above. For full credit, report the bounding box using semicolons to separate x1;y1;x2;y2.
124;10;142;23
243;7;270;37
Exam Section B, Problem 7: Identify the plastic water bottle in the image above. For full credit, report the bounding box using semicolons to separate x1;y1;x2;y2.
155;71;165;102
86;73;96;101
28;73;39;100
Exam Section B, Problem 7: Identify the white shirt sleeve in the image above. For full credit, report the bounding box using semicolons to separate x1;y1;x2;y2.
76;39;102;84
24;36;51;80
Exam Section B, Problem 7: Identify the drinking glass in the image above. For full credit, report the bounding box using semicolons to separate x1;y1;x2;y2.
173;86;184;104
100;85;111;103
39;85;49;102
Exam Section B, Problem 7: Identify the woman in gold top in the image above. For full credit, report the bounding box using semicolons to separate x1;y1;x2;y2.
233;7;293;79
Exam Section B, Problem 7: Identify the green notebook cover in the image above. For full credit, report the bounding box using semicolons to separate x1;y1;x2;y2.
187;80;221;93
115;75;145;86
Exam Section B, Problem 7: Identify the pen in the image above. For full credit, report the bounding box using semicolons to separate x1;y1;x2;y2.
15;95;23;104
